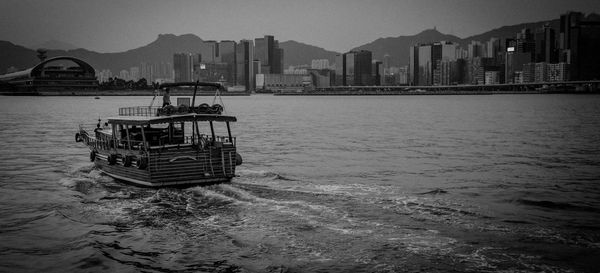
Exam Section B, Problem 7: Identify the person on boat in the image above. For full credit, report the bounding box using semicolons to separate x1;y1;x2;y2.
162;88;171;107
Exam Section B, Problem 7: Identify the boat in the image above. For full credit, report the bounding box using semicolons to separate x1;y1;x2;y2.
75;82;242;187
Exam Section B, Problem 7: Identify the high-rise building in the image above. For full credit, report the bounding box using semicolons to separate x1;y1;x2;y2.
173;53;194;82
254;35;283;74
383;54;391;76
559;11;600;80
344;51;355;86
534;24;557;63
354;50;372;86
129;66;140;81
236;39;254;90
418;44;432;85
409;46;419;85
372;60;383;86
334;54;344;86
468;41;485;59
487;38;501;59
200;41;219;63
219;40;237;85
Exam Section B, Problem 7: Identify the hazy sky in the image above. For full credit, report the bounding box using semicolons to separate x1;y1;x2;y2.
1;0;599;53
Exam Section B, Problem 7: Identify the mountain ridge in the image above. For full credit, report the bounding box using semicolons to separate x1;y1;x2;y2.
1;13;596;74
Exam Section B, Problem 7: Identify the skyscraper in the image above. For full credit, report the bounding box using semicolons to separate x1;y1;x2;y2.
173;53;193;82
200;41;219;63
559;11;600;80
254;35;284;74
219;40;237;85
409;46;419;85
236;39;254;90
354;50;372;86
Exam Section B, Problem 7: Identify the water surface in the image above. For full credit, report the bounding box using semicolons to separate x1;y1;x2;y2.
0;94;599;272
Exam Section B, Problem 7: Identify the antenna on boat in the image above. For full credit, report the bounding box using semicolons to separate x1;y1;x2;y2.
212;83;226;114
191;80;200;107
149;82;159;108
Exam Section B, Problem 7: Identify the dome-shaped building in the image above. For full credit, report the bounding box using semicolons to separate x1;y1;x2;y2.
0;56;98;94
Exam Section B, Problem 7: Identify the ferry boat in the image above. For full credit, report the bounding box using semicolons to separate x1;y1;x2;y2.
75;82;241;187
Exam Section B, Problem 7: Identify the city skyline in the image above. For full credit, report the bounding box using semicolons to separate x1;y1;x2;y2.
1;0;599;53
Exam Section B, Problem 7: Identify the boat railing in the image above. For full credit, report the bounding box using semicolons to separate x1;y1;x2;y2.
119;106;161;117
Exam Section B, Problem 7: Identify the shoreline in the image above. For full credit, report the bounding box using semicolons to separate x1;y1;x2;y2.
0;90;251;96
1;89;598;96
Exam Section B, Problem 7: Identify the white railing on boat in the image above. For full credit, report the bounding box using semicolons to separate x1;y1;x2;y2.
119;106;161;117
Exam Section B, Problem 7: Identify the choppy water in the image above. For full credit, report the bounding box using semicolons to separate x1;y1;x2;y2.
1;94;599;272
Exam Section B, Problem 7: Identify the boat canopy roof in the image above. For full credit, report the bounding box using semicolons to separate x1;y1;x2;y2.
107;113;236;126
158;81;224;91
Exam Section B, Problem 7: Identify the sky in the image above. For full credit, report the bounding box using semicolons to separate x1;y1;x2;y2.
1;0;599;53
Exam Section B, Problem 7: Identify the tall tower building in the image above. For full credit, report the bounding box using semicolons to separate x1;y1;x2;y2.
236;39;254;90
409;46;419;85
254;35;284;74
559;11;600;80
200;41;219;63
173;53;193;82
354;50;372;86
219;40;237;85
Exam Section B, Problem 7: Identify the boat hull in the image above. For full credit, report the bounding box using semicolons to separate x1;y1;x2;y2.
91;144;237;187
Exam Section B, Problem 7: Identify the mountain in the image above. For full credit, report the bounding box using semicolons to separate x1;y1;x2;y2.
46;34;205;73
279;40;339;67
0;41;40;74
461;19;559;48
31;40;79;51
352;28;461;68
0;34;206;74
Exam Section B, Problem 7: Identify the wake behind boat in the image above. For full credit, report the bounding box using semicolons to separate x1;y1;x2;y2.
75;82;242;187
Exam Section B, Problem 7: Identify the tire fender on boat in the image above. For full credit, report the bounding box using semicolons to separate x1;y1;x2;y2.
137;157;148;170
235;153;243;166
123;155;134;167
108;154;118;165
75;133;82;142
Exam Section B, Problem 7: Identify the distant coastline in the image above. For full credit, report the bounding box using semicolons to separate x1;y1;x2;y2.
0;90;251;96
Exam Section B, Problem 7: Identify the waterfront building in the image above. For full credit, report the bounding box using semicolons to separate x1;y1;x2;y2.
254;35;284;74
119;69;130;81
252;60;261;90
334;54;344;86
256;73;311;92
129;66;140;81
559;11;600;80
487;38;501;59
0;56;98;93
547;62;569;82
534;24;557;63
383;54;391;76
140;62;154;82
409;46;419;85
173;53;194;82
343;51;355;86
505;39;532;83
534;62;548;82
372;61;383;86
468;41;485;59
396;66;408;85
355;50;372;86
522;63;536;83
219;40;237;86
308;69;334;88
418;44;432;85
311;59;330;70
200;41;219;63
485;71;500;85
236;39;254;91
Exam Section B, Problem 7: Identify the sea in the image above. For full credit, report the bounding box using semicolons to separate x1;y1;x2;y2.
0;94;599;273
